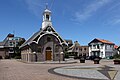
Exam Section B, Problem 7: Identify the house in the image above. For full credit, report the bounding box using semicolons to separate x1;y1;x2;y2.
67;41;80;56
79;46;89;57
117;46;120;54
88;38;115;58
67;41;89;58
0;33;24;59
20;7;67;62
114;45;118;55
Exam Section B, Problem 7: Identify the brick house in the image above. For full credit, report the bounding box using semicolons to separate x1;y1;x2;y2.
0;34;24;59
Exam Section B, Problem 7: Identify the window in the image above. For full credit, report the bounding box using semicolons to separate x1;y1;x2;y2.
110;45;113;48
9;42;13;46
46;15;49;20
97;45;99;49
93;45;96;49
15;38;18;40
76;48;78;50
90;45;92;49
9;48;13;52
101;52;103;57
80;48;82;51
84;48;86;51
46;47;51;50
105;45;107;49
9;38;13;40
101;44;103;49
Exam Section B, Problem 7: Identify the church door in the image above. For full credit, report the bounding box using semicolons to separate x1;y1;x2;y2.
45;47;52;60
46;51;52;60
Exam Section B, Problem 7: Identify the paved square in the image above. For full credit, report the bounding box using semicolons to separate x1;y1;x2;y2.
0;59;119;80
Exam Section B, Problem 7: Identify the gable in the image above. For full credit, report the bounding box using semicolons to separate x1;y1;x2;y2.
20;25;67;49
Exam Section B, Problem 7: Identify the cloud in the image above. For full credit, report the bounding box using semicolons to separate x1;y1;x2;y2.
25;0;45;17
103;16;120;26
112;18;120;25
74;0;111;22
108;2;120;11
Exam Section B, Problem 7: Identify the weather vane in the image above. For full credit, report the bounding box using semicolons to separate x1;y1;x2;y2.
45;3;48;9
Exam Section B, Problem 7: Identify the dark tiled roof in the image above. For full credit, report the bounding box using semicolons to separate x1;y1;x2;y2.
20;25;67;48
20;31;40;48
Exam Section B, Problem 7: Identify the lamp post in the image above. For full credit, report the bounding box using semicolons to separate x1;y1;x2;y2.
33;51;37;62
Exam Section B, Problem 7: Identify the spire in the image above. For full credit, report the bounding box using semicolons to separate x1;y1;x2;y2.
41;5;52;29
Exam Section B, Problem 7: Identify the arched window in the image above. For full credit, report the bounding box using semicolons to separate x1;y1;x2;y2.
46;15;49;20
46;47;51;50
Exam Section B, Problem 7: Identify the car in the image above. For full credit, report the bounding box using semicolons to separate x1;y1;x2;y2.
89;56;102;60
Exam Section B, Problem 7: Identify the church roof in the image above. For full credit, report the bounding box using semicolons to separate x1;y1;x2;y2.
20;31;40;48
20;26;67;48
44;9;51;13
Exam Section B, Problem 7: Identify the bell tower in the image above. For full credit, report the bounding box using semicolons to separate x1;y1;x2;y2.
42;6;52;29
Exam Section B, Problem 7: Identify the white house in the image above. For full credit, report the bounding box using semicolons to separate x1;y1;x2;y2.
88;38;115;58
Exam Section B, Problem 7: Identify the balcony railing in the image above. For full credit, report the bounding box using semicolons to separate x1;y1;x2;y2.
91;48;100;51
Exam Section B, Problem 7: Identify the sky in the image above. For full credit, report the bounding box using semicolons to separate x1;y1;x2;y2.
0;0;120;45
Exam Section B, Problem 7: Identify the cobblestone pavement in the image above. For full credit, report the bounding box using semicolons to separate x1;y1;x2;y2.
0;59;119;80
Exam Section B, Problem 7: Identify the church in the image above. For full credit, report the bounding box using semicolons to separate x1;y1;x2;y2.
20;8;67;62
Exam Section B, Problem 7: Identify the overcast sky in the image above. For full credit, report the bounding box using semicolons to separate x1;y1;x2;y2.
0;0;120;45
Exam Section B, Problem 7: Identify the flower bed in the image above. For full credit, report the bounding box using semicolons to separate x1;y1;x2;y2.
113;59;120;64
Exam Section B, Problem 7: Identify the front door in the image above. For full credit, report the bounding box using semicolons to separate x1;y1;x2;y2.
46;51;52;60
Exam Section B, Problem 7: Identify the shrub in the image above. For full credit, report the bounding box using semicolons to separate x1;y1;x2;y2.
64;53;69;58
5;55;10;59
113;54;120;59
14;56;21;59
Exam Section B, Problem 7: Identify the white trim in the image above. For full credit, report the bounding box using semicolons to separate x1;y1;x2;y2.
0;46;4;48
36;33;62;44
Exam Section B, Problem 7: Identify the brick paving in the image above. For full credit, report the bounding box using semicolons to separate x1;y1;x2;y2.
0;59;84;80
0;59;118;80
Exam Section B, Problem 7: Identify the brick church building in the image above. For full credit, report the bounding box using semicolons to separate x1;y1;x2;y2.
20;8;67;62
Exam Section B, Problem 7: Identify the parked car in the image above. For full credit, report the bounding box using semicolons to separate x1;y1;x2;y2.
89;56;102;60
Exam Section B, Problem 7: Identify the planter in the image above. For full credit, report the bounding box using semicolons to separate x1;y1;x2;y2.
113;59;120;64
94;58;100;64
80;57;85;63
